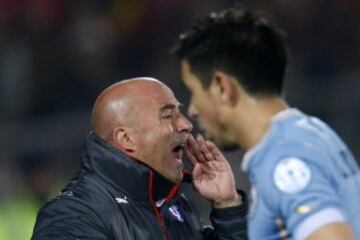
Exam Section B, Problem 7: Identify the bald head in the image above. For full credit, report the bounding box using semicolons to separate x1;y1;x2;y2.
91;77;173;140
91;77;193;183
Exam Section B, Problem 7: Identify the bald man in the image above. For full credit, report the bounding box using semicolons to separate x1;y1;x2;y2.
32;78;248;240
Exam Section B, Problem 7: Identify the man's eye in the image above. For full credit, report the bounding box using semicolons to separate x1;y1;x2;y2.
162;114;173;119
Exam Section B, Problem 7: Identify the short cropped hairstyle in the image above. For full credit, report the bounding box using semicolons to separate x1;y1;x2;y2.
174;8;288;97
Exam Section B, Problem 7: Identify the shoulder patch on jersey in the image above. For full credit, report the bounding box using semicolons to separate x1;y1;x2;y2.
273;158;311;194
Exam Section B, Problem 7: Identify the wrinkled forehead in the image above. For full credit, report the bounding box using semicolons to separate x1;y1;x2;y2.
136;84;180;113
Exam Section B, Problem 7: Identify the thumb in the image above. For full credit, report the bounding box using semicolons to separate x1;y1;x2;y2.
192;163;202;181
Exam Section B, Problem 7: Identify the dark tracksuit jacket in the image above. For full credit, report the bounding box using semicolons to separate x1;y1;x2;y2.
32;133;248;240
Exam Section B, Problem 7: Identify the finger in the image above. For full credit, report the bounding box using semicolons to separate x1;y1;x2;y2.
192;163;202;181
184;147;198;166
196;134;206;145
187;135;206;163
207;161;225;172
206;140;225;161
203;148;215;162
187;135;205;162
196;135;215;162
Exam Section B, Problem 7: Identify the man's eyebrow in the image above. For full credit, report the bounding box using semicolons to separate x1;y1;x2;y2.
159;103;182;112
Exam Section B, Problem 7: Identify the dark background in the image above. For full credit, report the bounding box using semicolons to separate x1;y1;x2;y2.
0;0;359;238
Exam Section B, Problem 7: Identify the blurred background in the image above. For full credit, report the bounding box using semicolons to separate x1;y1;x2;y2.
0;0;359;238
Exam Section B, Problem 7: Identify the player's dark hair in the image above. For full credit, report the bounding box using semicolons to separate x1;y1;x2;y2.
174;7;288;97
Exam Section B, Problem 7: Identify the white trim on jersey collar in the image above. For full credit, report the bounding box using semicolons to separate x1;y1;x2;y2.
241;108;303;172
272;108;302;122
294;207;346;240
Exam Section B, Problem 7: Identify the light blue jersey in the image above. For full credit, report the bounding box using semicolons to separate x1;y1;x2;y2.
242;108;360;239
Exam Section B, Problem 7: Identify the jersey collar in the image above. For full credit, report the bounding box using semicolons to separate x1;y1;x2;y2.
241;108;303;172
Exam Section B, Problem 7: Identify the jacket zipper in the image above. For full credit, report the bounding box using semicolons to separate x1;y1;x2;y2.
148;171;169;240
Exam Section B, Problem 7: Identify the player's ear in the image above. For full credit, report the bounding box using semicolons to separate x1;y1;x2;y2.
112;127;137;152
210;71;238;106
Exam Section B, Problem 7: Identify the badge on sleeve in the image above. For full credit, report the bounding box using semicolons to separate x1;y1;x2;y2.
273;158;311;194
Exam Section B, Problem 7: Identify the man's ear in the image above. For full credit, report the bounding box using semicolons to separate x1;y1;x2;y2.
210;71;239;106
112;127;137;152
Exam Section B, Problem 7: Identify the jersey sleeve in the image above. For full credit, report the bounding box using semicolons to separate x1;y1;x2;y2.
260;143;347;239
32;198;109;240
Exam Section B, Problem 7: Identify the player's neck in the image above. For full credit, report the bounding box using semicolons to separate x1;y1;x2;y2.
232;97;288;150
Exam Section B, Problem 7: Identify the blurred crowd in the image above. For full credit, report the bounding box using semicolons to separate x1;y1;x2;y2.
0;0;359;239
